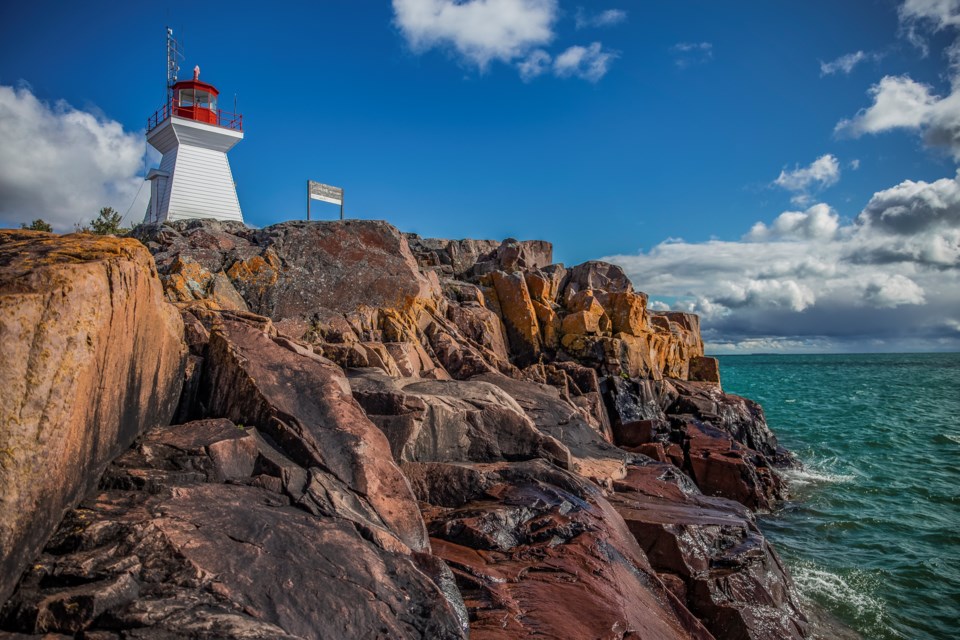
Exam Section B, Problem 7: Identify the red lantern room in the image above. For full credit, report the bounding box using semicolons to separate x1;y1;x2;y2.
146;65;242;133
172;66;220;125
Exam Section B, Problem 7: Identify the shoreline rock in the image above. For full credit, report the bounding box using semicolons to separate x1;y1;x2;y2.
1;220;811;638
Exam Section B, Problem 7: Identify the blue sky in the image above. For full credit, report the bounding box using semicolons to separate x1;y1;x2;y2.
1;1;958;352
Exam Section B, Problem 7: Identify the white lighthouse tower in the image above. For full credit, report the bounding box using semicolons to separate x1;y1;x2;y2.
144;29;244;224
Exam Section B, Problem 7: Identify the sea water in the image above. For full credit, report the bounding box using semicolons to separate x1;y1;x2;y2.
717;353;960;640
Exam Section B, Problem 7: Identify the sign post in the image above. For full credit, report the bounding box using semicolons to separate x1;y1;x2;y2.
307;180;344;220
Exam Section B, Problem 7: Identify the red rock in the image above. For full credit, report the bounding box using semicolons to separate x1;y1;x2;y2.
445;303;510;364
349;369;571;469
473;373;631;485
202;314;429;552
405;460;714;640
3;482;464;638
0;231;186;604
610;464;807;639
688;356;721;384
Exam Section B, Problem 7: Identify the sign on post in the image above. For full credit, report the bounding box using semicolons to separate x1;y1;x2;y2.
307;180;344;220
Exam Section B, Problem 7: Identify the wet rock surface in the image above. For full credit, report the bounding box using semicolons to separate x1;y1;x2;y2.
609;464;807;639
406;460;714;640
1;222;808;639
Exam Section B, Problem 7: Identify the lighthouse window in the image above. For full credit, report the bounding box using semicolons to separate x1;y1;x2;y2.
195;91;216;110
178;88;195;107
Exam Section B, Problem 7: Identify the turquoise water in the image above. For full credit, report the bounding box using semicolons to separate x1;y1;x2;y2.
717;353;960;640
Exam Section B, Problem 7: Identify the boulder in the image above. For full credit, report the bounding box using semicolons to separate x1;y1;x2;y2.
0;231;186;604
349;370;571;468
688;356;721;384
561;260;633;304
405;460;713;640
488;270;541;366
247;220;442;321
678;418;784;511
669;380;793;464
473;373;631;485
492;238;553;273
0;421;466;639
200;313;429;553
445;303;510;364
597;290;649;336
610;464;807;639
404;235;501;278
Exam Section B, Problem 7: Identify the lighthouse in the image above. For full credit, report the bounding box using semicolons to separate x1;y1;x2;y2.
144;30;244;224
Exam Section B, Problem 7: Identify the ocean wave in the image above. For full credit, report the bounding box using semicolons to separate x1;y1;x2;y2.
792;563;889;635
783;461;855;487
933;433;960;445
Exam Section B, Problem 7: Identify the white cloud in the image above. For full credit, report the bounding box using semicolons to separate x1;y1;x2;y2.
863;274;926;307
850;158;861;170
602;173;960;352
553;42;616;82
670;42;713;68
900;0;960;28
837;3;960;157
820;50;876;75
774;154;841;192
899;0;960;52
518;49;552;81
858;171;960;234
574;8;627;29
392;0;558;69
836;75;939;134
746;204;841;241
0;84;149;232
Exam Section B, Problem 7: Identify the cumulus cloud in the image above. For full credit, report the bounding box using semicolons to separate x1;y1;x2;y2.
601;173;960;353
837;2;960;157
774;154;841;193
746;204;841;241
553;42;616;81
849;172;960;266
834;75;960;153
391;1;616;81
0;84;149;232
574;7;626;29
392;0;558;69
670;42;713;68
820;50;877;75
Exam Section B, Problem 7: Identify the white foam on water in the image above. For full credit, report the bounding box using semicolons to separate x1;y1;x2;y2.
944;434;960;445
792;563;887;631
784;459;855;487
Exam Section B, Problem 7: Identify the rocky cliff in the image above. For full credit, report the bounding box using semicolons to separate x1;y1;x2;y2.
0;220;807;639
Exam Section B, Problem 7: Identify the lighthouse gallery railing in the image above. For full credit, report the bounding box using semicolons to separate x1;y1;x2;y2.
146;99;243;133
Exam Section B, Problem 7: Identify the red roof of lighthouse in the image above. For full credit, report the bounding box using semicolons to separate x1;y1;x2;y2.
171;79;220;95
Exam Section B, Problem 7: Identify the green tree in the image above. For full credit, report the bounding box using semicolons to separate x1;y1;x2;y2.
89;207;127;236
20;219;53;232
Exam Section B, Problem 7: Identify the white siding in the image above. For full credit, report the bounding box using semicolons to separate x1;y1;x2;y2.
145;118;244;224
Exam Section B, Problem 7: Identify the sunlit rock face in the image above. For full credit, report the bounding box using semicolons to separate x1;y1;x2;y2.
0;230;186;605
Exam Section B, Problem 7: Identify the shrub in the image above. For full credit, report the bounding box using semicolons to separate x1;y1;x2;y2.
20;219;53;232
90;207;128;236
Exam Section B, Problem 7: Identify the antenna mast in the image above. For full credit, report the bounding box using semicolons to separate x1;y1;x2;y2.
166;27;183;102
